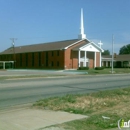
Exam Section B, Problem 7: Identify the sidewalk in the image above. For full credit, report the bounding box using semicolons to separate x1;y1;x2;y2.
0;108;87;130
0;107;129;130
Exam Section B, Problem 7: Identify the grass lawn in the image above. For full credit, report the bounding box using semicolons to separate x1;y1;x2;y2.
0;75;65;80
33;87;130;130
78;68;130;75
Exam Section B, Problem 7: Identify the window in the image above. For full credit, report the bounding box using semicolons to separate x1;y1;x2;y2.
52;51;54;56
46;52;48;66
57;61;59;67
26;53;28;66
38;52;41;66
51;61;54;67
57;51;59;56
32;53;34;66
10;55;13;60
20;54;22;66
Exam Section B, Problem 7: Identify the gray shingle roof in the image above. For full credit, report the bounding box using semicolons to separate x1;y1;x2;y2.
115;54;130;61
0;39;79;54
72;40;90;50
102;54;130;61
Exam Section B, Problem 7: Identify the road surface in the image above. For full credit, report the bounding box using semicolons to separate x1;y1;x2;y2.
0;73;130;109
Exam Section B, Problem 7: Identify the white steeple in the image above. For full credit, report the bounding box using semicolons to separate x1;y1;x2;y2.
78;8;86;40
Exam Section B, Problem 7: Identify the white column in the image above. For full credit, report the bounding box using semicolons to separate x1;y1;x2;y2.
94;52;96;68
78;50;80;67
3;62;5;69
84;51;86;67
102;61;104;66
100;52;101;67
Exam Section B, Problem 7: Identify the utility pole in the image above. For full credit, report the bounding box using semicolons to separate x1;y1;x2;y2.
112;35;114;74
10;38;17;68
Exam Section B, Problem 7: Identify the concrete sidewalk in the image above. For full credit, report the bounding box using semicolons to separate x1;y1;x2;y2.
0;108;87;130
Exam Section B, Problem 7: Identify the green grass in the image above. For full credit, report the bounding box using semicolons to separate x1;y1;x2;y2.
77;68;130;75
0;74;65;80
33;87;130;130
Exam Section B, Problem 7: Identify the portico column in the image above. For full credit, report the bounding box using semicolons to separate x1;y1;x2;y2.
102;61;104;66
100;52;101;67
84;51;86;67
94;52;96;68
78;50;81;67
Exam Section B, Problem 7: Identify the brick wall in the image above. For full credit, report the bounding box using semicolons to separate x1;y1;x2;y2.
0;51;62;69
64;40;87;69
96;52;100;67
87;52;94;68
0;40;101;69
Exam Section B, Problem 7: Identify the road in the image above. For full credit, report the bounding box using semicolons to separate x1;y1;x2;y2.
0;73;130;109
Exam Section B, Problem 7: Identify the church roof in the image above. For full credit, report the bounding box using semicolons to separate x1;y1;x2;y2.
0;39;80;54
72;40;89;50
72;41;104;52
115;54;130;61
102;54;130;61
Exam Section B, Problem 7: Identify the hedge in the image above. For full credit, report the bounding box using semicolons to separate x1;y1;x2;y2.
95;67;104;70
78;67;89;70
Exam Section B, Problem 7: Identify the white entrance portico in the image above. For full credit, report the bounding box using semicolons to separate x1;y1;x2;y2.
78;50;89;67
78;42;104;68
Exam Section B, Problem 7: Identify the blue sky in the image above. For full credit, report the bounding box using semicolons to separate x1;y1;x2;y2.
0;0;130;54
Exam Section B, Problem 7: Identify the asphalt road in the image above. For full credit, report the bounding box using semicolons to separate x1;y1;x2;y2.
0;73;130;109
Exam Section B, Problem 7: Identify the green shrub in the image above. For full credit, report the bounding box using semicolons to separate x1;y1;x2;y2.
78;67;89;70
95;67;104;70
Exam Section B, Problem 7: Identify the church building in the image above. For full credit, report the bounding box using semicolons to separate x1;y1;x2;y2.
0;9;104;69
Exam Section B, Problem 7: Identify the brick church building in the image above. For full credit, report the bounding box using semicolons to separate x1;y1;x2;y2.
0;9;104;69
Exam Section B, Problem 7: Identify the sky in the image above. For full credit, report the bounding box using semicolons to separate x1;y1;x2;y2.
0;0;130;54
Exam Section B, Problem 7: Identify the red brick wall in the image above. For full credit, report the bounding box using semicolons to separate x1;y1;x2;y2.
64;48;71;69
64;40;88;69
72;51;78;68
96;52;100;67
12;50;64;69
87;52;94;68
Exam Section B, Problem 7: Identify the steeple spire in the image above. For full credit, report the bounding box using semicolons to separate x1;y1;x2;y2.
78;8;86;40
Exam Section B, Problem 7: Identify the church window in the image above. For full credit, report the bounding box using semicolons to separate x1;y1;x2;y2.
26;53;28;66
32;53;34;66
52;51;54;56
57;51;59;56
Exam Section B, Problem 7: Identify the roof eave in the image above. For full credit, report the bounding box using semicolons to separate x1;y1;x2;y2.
91;42;104;52
79;42;104;52
64;39;88;49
